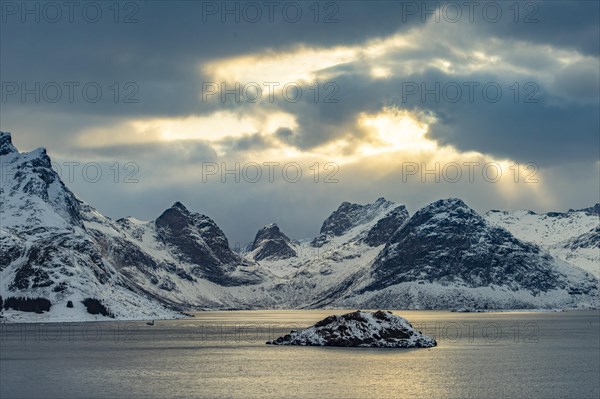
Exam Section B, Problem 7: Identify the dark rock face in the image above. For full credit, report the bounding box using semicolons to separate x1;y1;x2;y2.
155;202;243;285
266;310;436;348
105;236;161;270
319;202;366;236
311;197;402;247
563;226;600;250
0;240;24;272
250;224;297;261
365;198;598;295
363;206;410;246
10;263;53;290
7;233;113;292
0;131;18;155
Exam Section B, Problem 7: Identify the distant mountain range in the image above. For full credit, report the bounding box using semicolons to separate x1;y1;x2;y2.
485;207;599;277
1;131;598;321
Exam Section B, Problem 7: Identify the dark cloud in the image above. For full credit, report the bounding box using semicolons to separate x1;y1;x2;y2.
473;0;600;56
2;1;597;118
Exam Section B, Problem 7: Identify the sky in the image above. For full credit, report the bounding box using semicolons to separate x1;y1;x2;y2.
1;0;599;246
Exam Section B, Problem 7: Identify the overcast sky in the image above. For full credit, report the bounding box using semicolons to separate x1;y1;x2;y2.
1;0;598;245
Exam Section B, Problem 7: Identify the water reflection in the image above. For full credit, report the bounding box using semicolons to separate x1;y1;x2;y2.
1;310;599;399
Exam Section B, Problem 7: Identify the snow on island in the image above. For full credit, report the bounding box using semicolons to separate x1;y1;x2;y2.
266;310;437;348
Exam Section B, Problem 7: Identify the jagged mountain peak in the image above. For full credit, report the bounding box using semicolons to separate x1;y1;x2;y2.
249;223;297;261
1;135;81;228
155;201;208;232
312;198;402;247
0;131;18;156
153;202;253;285
424;197;470;211
0;131;50;165
386;199;483;248
424;197;478;219
171;201;189;211
254;223;286;241
381;198;481;245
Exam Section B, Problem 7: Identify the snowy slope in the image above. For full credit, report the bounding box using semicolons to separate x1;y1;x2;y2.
486;208;600;276
86;202;270;310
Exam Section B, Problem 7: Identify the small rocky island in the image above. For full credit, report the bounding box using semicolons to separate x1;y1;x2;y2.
266;310;437;348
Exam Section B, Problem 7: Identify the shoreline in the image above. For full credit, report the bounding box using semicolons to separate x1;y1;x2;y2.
1;307;598;325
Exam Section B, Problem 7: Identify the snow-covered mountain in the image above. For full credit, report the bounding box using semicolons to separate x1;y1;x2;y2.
329;198;598;309
485;207;599;277
247;198;597;309
0;132;179;321
311;197;410;247
247;223;297;261
246;198;411;308
0;131;269;320
86;201;269;310
1;131;598;321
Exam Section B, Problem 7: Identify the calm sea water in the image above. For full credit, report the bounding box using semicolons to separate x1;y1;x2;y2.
1;310;599;399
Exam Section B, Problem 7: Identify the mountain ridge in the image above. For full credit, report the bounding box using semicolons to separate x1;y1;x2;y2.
1;131;598;321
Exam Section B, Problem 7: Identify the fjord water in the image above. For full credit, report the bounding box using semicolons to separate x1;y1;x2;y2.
1;310;598;399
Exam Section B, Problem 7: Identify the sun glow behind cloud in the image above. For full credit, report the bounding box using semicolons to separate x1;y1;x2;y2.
65;16;594;210
202;46;358;84
358;108;438;156
76;111;298;156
